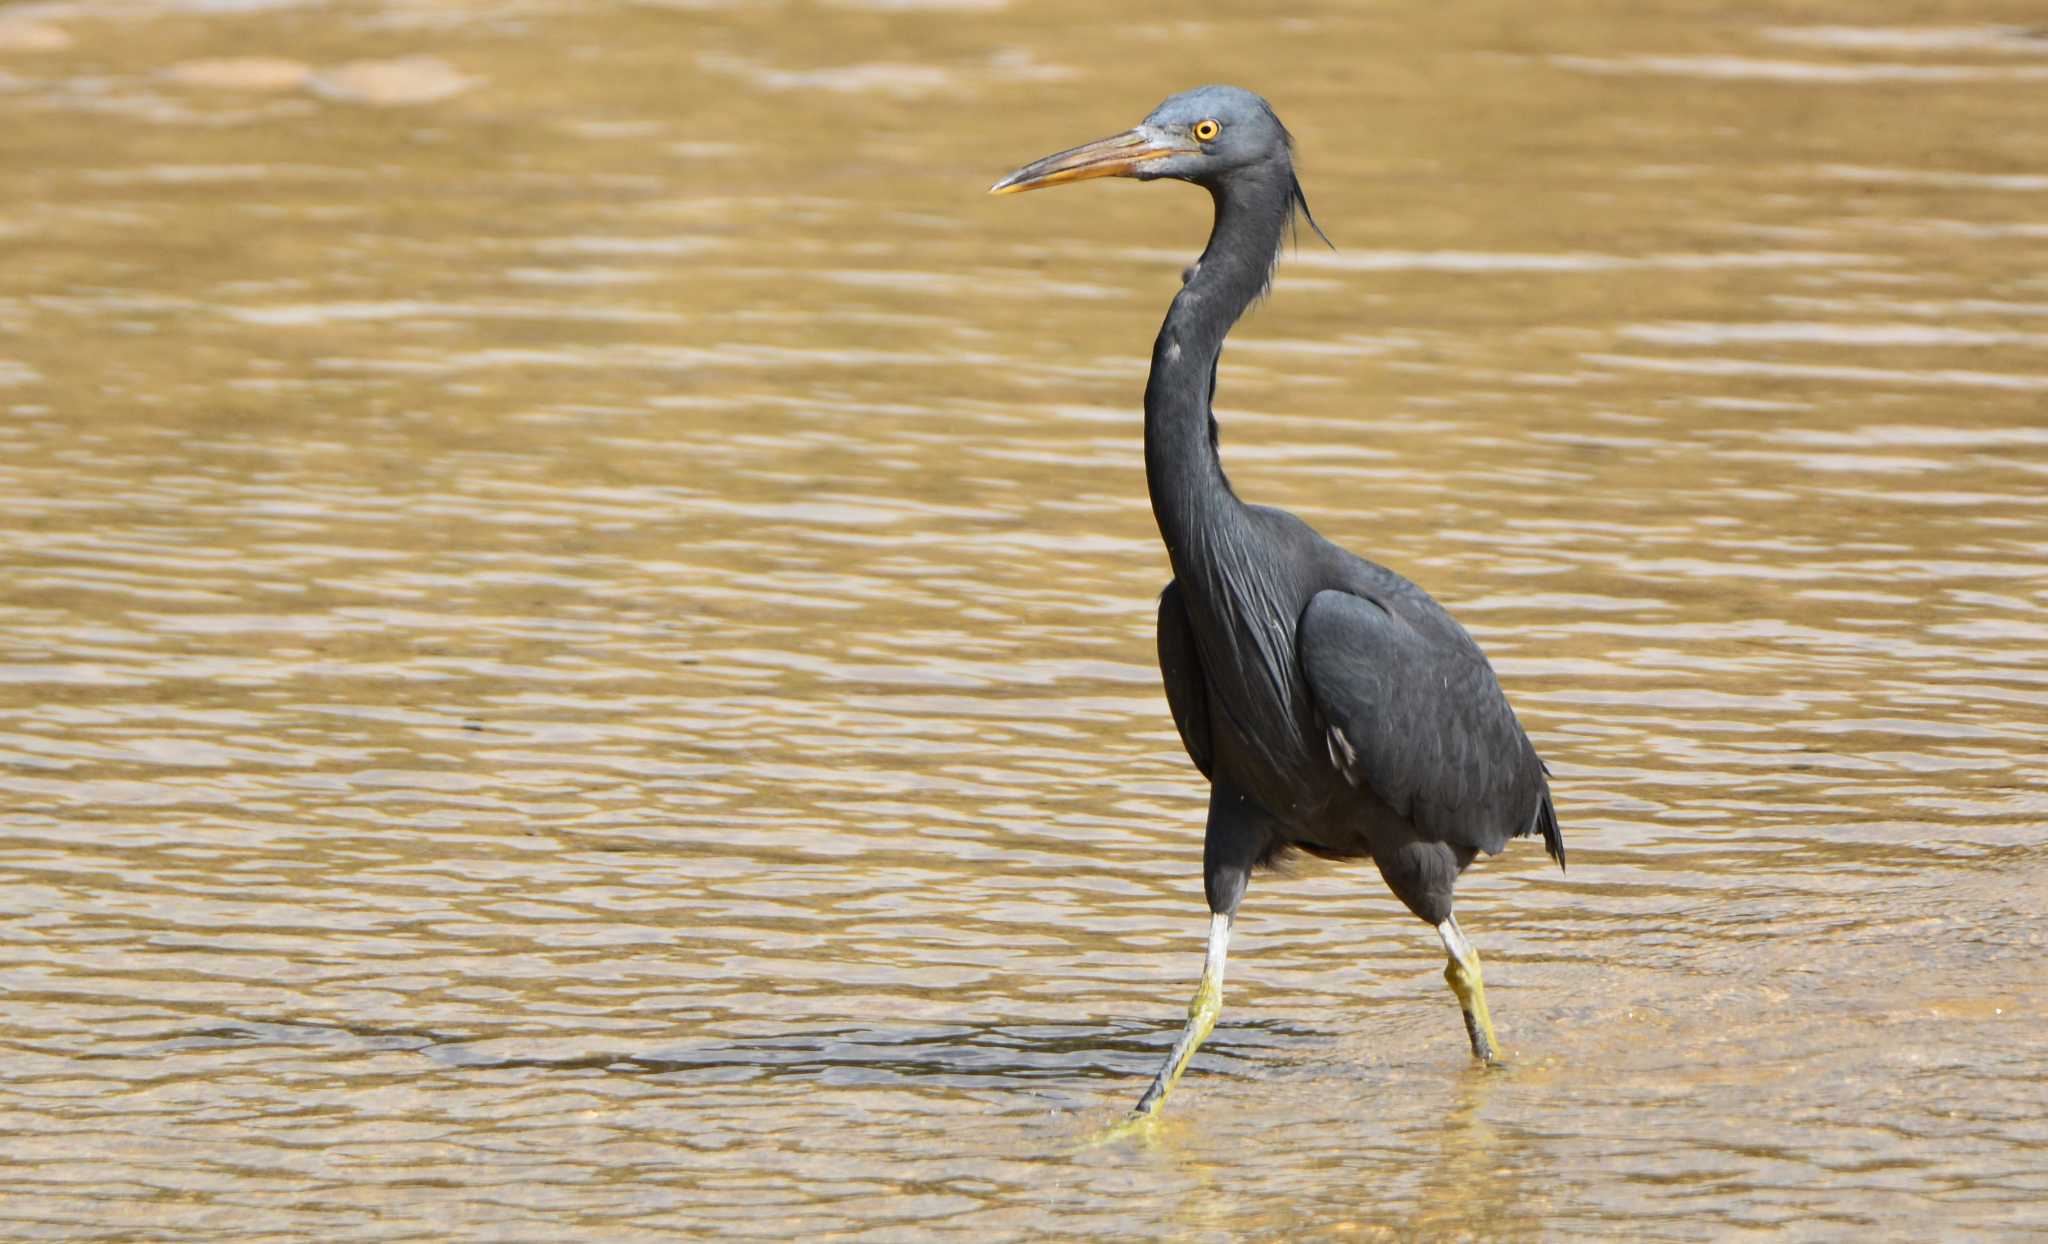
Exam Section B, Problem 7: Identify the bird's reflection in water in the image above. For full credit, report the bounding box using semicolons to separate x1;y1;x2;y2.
1070;1057;1545;1241
1406;1066;1543;1242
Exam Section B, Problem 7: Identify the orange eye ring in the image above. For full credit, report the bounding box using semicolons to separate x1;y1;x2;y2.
1193;119;1221;142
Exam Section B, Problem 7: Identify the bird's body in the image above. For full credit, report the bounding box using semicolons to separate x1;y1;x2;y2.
992;85;1561;1126
1158;537;1557;921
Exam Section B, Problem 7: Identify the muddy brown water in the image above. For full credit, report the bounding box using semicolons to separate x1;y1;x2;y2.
2;1;2045;1240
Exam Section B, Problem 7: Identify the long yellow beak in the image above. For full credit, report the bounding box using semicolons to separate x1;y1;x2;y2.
989;128;1190;195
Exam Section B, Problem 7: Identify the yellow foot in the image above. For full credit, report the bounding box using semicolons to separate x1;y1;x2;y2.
1075;1108;1165;1151
1439;917;1502;1063
1445;958;1502;1063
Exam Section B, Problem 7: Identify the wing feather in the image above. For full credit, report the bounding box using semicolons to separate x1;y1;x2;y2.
1157;580;1213;779
1298;589;1560;864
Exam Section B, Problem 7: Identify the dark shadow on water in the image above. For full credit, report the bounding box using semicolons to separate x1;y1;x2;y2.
103;1014;1334;1093
419;1018;1330;1090
95;1018;448;1060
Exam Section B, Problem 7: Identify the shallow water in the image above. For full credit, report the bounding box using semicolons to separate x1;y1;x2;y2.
1;1;2045;1240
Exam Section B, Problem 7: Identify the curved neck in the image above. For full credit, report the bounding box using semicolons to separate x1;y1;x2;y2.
1143;166;1295;568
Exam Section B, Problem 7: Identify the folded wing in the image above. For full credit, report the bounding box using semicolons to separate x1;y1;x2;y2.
1298;589;1561;865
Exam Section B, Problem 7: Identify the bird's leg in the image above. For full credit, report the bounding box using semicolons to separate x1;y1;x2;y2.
1129;910;1233;1117
1437;914;1500;1063
1080;790;1260;1148
1081;911;1233;1148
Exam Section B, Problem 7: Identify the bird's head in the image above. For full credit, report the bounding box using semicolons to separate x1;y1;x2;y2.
989;84;1294;195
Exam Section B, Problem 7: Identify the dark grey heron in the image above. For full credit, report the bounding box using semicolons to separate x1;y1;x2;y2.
991;85;1564;1125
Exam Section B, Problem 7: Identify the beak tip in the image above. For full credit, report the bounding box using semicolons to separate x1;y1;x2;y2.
987;129;1179;200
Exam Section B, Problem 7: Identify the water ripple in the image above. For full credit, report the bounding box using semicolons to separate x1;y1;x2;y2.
0;2;2043;1241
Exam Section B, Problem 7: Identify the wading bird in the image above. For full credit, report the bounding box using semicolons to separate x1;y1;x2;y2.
991;86;1563;1124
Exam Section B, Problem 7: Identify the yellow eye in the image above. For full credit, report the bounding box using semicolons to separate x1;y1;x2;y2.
1193;119;1221;142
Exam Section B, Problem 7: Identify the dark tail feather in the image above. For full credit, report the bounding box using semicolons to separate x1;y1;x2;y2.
1536;789;1564;871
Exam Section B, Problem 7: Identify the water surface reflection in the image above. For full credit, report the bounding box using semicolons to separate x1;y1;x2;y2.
1;0;2044;1240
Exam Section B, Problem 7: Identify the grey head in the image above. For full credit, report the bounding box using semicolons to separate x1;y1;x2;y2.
1132;84;1296;185
989;84;1293;195
990;84;1328;245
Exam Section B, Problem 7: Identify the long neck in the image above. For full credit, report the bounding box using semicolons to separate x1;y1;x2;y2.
1144;165;1294;569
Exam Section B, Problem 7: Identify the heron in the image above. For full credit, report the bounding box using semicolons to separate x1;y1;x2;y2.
990;85;1564;1125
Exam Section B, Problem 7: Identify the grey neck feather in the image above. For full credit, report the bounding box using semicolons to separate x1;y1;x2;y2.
1143;161;1296;570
